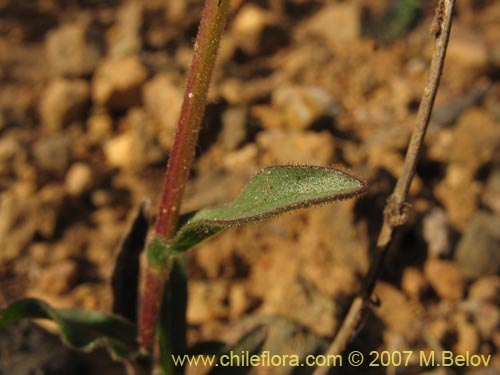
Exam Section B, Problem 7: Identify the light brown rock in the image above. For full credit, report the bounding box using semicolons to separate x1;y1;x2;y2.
447;25;488;69
40;78;90;131
142;73;183;150
45;23;100;76
106;1;142;58
272;85;338;130
65;162;93;196
187;280;229;324
92;56;147;110
257;129;334;165
373;281;420;340
86;112;113;141
424;258;465;301
423;208;451;257
469;276;500;303
231;4;277;55
37;260;79;295
453;314;479;356
402;267;429;300
301;3;361;45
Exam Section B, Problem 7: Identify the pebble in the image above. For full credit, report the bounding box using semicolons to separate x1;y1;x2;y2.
103;131;135;169
301;3;361;45
32;133;72;175
422;208;451;258
474;303;500;341
228;282;253;320
428;108;500;172
86;112;113;141
424;258;465;301
223;144;258;172
45;22;100;77
453;314;480;355
187;280;229;324
435;164;481;230
231;3;280;55
426;318;450;344
65;162;93;196
256;129;334;165
446;25;488;69
39;78;90;132
220;106;247;151
260;272;339;337
455;211;500;279
401;267;429;300
106;1;142;58
142;73;182;150
92;55;147;110
37;259;79;295
482;166;500;215
272;85;339;131
468;276;500;303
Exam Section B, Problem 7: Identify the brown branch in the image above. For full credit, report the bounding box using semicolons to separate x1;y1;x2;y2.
313;1;455;374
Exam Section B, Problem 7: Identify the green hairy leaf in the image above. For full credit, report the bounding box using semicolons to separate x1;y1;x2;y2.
0;298;138;359
157;165;366;256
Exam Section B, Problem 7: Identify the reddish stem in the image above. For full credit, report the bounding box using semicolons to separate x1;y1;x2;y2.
155;0;229;238
139;0;230;351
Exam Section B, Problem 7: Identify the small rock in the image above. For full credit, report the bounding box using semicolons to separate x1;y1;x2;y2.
187;280;229;324
428;108;500;172
424;258;465;301
423;208;451;257
86;112;113;141
473;303;500;341
446;25;488;69
455;211;500;279
250;104;283;130
103;131;135;169
453;315;479;356
431;84;491;128
260;273;339;337
220;106;247;151
468;276;500;303
228;282;253;320
45;22;100;77
223;144;258;172
92;56;147;110
401;267;429;300
301;3;361;45
142;73;183;150
106;1;142;58
435;164;481;230
65;163;93;196
39;78;90;132
29;243;51;265
482;166;500;215
426;318;450;344
256;129;334;165
272;85;339;131
373;282;420;340
32;134;72;175
37;260;79;295
231;4;284;55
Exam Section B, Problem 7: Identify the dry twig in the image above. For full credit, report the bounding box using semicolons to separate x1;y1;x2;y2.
313;1;456;374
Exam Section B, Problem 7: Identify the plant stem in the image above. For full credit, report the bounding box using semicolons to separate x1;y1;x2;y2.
313;1;455;374
139;0;230;351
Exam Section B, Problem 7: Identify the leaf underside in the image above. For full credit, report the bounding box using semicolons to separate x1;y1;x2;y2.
169;165;367;252
0;298;138;359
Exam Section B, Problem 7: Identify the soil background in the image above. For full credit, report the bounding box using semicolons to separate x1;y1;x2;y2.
0;0;499;374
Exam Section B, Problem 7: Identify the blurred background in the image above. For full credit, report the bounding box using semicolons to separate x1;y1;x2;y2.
0;0;499;374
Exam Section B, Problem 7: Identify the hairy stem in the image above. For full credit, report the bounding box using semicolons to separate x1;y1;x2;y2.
313;1;455;374
139;0;230;351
